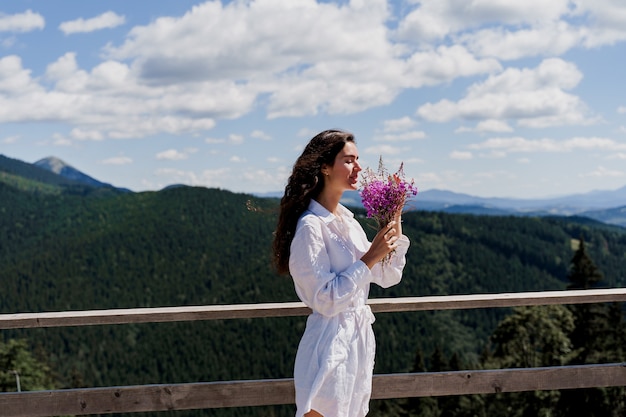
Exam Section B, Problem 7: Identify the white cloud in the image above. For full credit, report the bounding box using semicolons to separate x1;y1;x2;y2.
579;166;625;178
99;0;500;120
618;106;626;114
417;58;595;128
396;0;571;42
457;119;513;133
156;149;190;160
461;22;583;61
229;134;244;144
363;144;407;155
383;116;416;132
574;0;626;46
395;0;626;60
150;165;285;193
241;166;292;192
0;10;45;33
102;156;132;165
2;0;625;149
373;131;426;142
402;45;501;88
51;133;72;146
2;135;19;144
450;151;473;160
251;130;272;140
0;52;225;138
59;12;125;35
468;136;626;154
205;137;225;144
0;55;41;95
70;128;104;141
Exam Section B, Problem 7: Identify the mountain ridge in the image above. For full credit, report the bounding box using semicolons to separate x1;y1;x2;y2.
2;153;625;226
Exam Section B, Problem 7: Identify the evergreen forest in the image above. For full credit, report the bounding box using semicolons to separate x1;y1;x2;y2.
1;170;626;417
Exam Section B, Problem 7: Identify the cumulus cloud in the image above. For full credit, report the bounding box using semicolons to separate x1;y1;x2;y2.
574;0;626;46
383;116;416;132
2;135;19;144
363;144;408;155
70;128;104;141
1;0;625;149
0;51;228;137
396;0;626;60
580;166;625;178
0;10;45;33
102;156;132;165
607;152;626;160
397;0;570;41
0;55;41;95
417;58;595;128
205;137;225;144
373;131;426;142
450;151;473;160
468;136;626;155
251;130;272;140
59;12;125;35
460;22;583;61
456;119;514;133
156;148;197;160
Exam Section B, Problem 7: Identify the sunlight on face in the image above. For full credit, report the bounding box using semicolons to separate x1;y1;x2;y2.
325;142;362;194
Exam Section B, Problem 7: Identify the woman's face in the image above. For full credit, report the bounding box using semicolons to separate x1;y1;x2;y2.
323;142;362;193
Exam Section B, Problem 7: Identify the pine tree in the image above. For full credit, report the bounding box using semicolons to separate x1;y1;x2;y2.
566;236;607;364
399;348;439;417
485;306;575;417
566;237;603;290
0;339;56;392
558;235;625;417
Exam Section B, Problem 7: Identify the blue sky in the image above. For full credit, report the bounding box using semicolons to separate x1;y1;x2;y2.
1;0;626;199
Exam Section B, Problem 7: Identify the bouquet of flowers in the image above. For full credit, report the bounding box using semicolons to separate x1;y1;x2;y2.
360;156;418;252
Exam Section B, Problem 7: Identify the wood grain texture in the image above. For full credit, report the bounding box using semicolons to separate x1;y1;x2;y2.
2;288;626;329
2;364;625;417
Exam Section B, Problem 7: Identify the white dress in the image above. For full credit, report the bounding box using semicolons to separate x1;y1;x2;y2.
289;200;410;417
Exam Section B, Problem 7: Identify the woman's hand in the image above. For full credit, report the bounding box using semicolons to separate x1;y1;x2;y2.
360;220;400;269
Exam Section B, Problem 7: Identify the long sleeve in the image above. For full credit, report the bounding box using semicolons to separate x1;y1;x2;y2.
370;234;410;288
289;220;372;317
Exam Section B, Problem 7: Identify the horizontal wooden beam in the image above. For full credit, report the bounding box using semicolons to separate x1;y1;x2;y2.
2;364;625;417
2;288;626;330
368;287;626;314
372;363;626;399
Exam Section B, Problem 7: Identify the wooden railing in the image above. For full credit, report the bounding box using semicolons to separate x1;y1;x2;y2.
2;288;626;417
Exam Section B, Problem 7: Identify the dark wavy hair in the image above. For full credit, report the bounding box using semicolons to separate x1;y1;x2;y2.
272;129;355;275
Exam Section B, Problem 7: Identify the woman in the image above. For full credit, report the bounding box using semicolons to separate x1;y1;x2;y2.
273;129;410;417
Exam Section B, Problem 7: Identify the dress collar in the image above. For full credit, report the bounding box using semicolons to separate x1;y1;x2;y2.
308;199;354;224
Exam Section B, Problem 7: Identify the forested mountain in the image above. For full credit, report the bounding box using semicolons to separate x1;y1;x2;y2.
1;172;626;416
34;156;131;192
0;154;124;197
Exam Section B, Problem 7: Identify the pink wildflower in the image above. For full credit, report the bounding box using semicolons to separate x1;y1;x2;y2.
360;156;418;231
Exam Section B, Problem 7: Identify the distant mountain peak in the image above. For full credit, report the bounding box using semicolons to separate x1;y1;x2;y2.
34;156;72;175
34;156;113;189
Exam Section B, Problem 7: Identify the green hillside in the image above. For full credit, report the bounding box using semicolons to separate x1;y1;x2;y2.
0;154;122;197
1;181;625;416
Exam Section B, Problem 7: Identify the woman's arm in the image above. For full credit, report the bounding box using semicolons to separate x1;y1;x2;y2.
289;222;372;317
